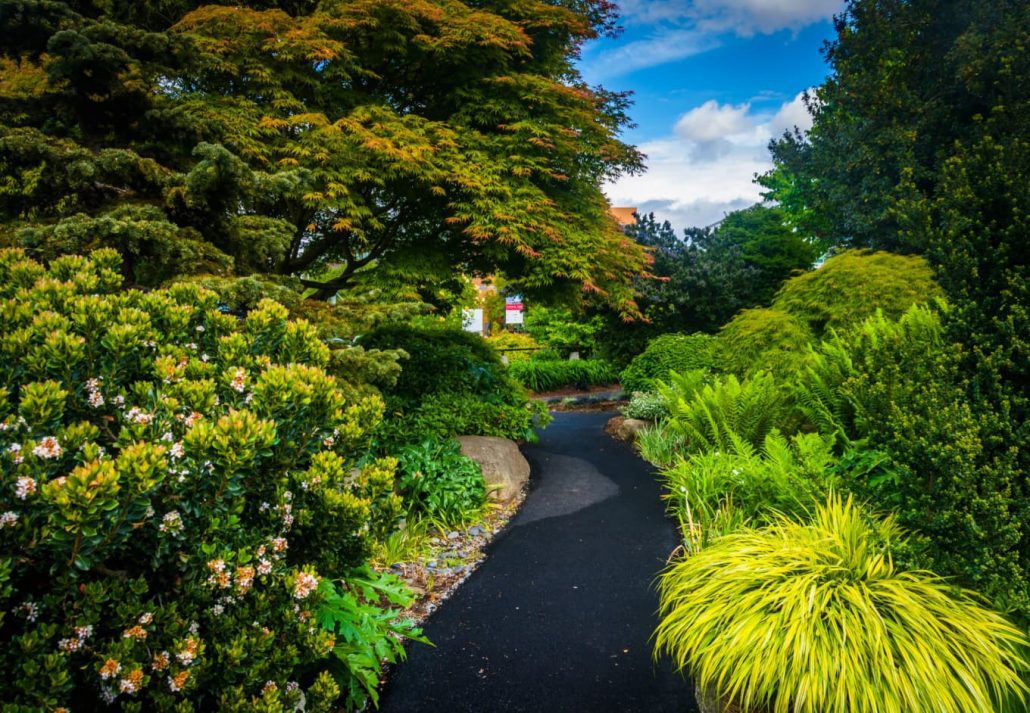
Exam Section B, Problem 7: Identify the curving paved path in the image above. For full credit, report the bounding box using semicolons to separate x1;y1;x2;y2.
378;411;698;713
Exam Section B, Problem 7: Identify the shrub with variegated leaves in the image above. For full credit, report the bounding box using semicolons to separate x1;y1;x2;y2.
0;249;414;711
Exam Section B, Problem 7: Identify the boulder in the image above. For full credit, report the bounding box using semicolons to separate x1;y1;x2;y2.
605;416;649;443
456;435;530;503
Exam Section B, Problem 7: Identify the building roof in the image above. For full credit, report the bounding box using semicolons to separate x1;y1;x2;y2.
610;206;638;226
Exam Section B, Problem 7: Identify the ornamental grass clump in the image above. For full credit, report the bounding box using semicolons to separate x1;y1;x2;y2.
0;249;420;711
655;495;1029;713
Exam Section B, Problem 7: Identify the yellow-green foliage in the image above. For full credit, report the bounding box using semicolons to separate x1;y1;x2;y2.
486;331;540;362
620;333;717;392
715;250;942;377
776;250;942;331
714;308;813;377
656;496;1029;713
0;249;417;711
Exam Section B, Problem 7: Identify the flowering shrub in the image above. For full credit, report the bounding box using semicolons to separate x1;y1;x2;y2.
0;249;411;710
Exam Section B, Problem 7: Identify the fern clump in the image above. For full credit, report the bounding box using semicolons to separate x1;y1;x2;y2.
656;495;1029;713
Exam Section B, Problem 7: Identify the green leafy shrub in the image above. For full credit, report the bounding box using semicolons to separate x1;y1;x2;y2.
796;303;1029;618
486;331;540;362
0;249;421;711
656;496;1029;713
360;326;544;446
524;306;603;357
620;391;669;421
660;431;837;550
619;333;717;393
715;250;942;378
506;358;617;392
395;439;487;525
659;371;792;454
714;308;814;377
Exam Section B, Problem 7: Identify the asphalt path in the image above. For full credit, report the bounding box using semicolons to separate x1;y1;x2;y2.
378;411;698;713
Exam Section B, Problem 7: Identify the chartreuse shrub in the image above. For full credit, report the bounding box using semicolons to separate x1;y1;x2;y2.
506;358;617;392
656;496;1029;713
619;333;717;393
715;250;941;377
485;331;540;362
395;439;487;526
0;249;425;711
360;326;548;448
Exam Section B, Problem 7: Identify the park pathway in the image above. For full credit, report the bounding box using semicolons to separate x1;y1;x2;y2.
378;411;698;713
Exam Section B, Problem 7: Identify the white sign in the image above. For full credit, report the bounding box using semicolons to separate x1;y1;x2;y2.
462;308;483;334
505;295;524;325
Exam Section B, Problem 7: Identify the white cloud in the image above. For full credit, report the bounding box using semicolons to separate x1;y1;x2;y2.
605;92;813;229
582;1;843;79
675;100;753;141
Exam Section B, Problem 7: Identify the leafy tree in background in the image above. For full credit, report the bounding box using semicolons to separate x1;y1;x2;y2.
764;0;1026;252
597;205;817;365
0;0;648;315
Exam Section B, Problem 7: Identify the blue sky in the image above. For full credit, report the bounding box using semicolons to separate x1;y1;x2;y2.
578;0;843;230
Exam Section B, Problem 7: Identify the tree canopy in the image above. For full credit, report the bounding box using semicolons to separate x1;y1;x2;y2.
0;0;648;315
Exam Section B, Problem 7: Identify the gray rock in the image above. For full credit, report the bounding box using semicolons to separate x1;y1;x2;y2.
447;531;460;540
469;526;484;537
606;416;649;443
457;435;531;503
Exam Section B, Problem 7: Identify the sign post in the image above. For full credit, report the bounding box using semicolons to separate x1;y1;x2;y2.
504;296;524;326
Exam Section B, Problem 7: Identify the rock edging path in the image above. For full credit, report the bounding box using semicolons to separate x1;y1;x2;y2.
379;411;698;713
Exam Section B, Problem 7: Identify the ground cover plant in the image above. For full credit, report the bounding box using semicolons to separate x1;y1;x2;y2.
394;439;487;527
0;249;426;711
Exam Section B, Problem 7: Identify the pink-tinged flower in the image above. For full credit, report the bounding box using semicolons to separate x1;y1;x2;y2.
58;637;82;652
257;559;272;576
235;566;255;594
15;477;36;500
168;670;190;692
119;668;144;694
32;436;62;459
292;572;318;600
169;441;184;459
8;443;23;464
124;407;152;425
99;659;121;680
0;511;18;528
271;537;288;553
86;378;104;408
18;601;38;621
229;368;248;393
176;637;199;666
159;511;183;534
262;681;278;695
152;651;170;671
138;612;153;625
123;625;147;640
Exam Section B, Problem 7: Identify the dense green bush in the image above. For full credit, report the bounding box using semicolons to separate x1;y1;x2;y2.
360;326;545;446
395;440;487;525
795;304;1029;619
506;359;617;392
619;333;717;393
656;496;1029;713
0;249;428;710
715;250;941;378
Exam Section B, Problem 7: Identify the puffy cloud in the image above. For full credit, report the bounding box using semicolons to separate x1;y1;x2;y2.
605;92;813;229
675;100;753;142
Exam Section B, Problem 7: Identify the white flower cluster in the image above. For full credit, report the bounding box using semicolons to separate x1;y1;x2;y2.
58;624;93;652
0;511;18;528
86;378;105;408
125;407;153;425
292;572;318;600
32;436;62;459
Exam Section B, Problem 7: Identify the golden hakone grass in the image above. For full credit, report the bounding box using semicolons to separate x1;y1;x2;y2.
655;495;1029;713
